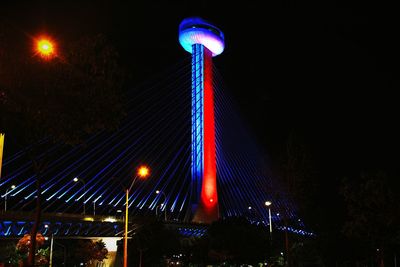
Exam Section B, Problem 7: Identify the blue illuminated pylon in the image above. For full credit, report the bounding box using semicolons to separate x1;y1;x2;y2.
179;17;225;223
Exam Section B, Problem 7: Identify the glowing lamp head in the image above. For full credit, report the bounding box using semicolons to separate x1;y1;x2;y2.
137;166;150;178
265;201;272;207
73;177;79;182
11;185;16;189
179;17;225;57
36;38;55;59
156;190;160;194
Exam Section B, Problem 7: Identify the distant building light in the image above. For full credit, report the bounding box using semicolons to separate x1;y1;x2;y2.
103;217;117;223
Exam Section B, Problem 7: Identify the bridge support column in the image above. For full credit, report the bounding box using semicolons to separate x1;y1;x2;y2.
179;17;224;224
191;44;219;224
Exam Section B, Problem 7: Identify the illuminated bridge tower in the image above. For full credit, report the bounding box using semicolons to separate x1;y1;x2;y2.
179;17;225;223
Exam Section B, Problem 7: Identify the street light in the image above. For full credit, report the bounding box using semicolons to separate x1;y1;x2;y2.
26;34;57;267
73;177;86;215
124;165;150;267
4;185;16;212
35;36;56;59
265;201;272;234
156;190;167;221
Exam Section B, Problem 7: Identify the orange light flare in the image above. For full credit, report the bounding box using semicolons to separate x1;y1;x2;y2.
35;37;56;59
137;165;150;179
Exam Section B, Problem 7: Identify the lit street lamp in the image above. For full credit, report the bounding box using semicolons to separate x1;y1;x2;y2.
4;185;16;212
35;37;56;59
26;33;57;267
265;201;272;234
156;190;167;221
73;177;86;215
124;165;150;267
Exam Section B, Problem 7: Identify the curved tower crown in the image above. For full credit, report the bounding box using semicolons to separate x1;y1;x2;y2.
179;17;223;223
179;17;225;57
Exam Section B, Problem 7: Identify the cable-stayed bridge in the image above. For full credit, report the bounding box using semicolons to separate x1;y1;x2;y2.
1;56;311;238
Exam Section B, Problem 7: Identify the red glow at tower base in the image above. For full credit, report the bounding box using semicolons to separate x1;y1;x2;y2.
192;48;219;224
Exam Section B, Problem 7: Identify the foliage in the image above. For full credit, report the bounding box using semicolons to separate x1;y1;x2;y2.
75;239;108;263
35;247;50;266
128;218;181;266
340;171;400;264
1;22;126;266
0;31;126;146
0;241;16;259
290;239;324;267
277;132;320;230
0;234;49;266
203;216;270;265
16;233;46;253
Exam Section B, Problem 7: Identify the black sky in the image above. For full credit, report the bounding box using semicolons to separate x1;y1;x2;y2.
2;0;399;181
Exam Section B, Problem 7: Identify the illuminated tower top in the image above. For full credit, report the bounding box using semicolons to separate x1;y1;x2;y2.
179;17;225;57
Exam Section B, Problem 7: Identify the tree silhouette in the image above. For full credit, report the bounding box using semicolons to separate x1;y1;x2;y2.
1;23;126;266
341;171;400;266
206;216;270;265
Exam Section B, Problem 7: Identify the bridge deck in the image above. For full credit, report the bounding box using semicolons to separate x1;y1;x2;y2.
0;211;208;238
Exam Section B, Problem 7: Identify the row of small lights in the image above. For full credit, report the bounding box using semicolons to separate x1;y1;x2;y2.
5;166;303;230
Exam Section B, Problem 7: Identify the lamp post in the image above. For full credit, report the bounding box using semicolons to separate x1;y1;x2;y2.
156;190;167;221
265;201;272;234
26;35;57;267
4;185;16;212
124;165;150;267
73;177;86;215
46;224;54;267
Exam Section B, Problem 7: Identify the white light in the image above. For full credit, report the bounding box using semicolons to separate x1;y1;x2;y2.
156;190;160;194
103;217;117;223
265;201;272;206
73;177;79;182
102;237;119;252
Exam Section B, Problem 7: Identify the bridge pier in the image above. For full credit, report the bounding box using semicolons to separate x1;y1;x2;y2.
179;17;225;224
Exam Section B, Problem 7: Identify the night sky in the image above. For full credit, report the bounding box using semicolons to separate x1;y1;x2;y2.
2;1;399;186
